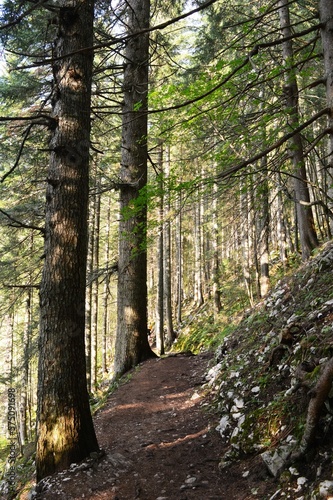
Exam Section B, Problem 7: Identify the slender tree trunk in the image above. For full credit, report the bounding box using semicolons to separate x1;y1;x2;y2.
155;146;165;356
194;198;204;307
36;1;99;480
86;197;94;394
212;182;222;318
102;198;111;374
257;165;270;297
164;145;175;346
319;0;333;235
91;176;101;391
240;178;253;305
176;190;183;324
114;0;156;375
278;0;319;260
19;289;32;452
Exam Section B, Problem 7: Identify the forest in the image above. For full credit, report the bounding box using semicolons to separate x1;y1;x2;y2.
0;0;333;497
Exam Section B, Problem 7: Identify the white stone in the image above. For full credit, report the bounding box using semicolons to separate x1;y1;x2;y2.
185;477;196;484
261;444;292;477
234;398;244;408
237;415;246;427
191;392;200;400
251;386;260;394
319;480;333;497
231;427;239;440
297;477;307;487
231;409;242;420
216;416;230;435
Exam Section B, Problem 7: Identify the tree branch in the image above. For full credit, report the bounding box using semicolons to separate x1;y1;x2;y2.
10;0;220;71
4;284;40;289
214;108;330;182
0;124;33;183
0;208;45;234
0;0;50;31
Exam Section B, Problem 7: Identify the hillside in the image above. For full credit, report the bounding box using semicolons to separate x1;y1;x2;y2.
203;240;333;499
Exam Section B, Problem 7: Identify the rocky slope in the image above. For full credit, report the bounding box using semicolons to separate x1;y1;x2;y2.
204;240;333;499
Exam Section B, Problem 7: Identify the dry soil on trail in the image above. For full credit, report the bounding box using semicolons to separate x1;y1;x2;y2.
34;353;276;500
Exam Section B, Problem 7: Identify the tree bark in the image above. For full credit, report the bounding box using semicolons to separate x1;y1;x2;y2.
212;182;222;318
257;165;270;297
163;146;175;346
155;145;165;356
91;173;101;391
36;0;99;481
278;0;319;260
175;190;183;325
194;197;204;307
319;0;333;235
114;0;156;375
19;288;32;452
102;198;112;374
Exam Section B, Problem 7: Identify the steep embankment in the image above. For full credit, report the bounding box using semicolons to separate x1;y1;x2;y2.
206;240;333;499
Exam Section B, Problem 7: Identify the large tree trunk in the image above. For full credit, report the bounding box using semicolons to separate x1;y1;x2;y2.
319;0;333;235
278;0;319;260
36;0;99;481
114;0;156;375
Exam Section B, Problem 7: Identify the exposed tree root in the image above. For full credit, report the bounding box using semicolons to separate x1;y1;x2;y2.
291;357;333;461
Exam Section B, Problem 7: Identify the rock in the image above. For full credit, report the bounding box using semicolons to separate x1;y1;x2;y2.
296;476;307;489
185;477;196;484
234;397;244;408
318;480;333;497
216;415;230;437
261;444;292;477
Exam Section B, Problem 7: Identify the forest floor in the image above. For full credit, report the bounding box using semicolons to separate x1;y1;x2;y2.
32;351;279;500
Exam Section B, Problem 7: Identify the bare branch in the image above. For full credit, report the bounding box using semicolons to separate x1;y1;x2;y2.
0;208;45;234
0;0;50;31
0;124;33;183
4;284;40;289
214;108;330;182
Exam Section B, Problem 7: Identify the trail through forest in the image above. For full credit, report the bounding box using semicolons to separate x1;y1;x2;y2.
33;352;277;500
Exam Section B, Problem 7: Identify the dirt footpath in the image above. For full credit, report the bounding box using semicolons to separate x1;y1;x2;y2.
35;353;276;500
